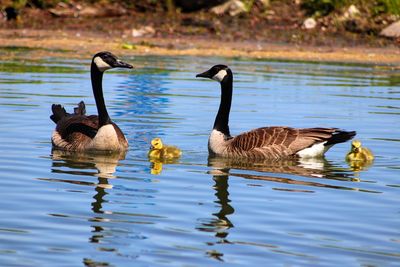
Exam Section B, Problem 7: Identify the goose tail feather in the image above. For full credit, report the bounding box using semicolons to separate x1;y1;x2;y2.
50;101;86;124
74;101;86;116
50;104;67;124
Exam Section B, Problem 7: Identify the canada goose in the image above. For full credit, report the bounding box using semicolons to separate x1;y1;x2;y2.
196;64;356;159
346;140;374;162
50;51;132;152
148;138;182;160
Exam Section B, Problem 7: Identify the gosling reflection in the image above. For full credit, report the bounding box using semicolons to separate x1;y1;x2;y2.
148;158;180;175
347;159;374;172
149;160;164;175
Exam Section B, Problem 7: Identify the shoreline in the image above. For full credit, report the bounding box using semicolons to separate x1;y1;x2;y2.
1;29;400;66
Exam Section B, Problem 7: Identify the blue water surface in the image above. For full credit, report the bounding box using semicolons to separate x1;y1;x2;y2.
0;55;399;266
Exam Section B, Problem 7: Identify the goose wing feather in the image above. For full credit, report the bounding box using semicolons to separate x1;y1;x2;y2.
56;115;99;140
226;126;339;158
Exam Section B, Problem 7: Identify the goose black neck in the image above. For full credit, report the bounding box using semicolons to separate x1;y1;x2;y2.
214;69;232;137
91;62;111;126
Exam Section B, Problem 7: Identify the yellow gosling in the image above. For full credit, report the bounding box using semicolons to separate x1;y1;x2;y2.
346;140;374;162
148;138;182;160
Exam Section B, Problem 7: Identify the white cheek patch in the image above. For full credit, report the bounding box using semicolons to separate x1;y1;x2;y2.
94;56;112;72
212;70;227;82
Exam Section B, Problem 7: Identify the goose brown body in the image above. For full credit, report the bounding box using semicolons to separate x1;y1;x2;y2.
197;65;356;159
50;51;132;152
51;102;128;151
211;126;353;159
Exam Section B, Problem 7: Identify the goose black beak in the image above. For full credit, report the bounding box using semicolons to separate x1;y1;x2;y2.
114;60;133;69
196;70;211;78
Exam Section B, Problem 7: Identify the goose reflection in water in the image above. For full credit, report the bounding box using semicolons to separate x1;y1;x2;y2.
200;156;380;260
197;171;234;262
206;156;378;191
197;157;328;251
50;149;126;181
45;150;126;249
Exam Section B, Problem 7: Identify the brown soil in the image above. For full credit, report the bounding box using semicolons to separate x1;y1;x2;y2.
1;6;400;65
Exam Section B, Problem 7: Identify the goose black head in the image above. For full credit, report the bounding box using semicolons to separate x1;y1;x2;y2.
92;51;133;72
196;64;230;82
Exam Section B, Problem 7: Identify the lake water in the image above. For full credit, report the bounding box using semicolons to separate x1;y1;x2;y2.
0;54;399;266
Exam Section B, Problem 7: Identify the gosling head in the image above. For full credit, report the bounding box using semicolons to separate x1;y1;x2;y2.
351;140;362;153
196;64;230;83
151;138;164;150
92;51;133;72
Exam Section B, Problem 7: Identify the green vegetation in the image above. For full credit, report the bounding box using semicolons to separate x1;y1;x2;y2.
300;0;400;17
0;62;83;73
377;0;400;15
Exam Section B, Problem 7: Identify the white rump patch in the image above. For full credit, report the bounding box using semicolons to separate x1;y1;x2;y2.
208;129;228;155
296;142;329;158
212;70;228;82
94;56;112;72
89;124;120;150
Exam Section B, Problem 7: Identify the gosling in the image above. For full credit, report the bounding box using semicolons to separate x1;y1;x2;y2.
346;140;374;162
148;138;182;160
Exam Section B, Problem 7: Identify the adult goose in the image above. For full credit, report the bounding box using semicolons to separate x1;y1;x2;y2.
50;51;132;152
196;64;356;159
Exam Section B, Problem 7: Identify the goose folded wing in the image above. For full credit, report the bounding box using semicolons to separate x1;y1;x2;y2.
228;127;338;157
56;115;99;141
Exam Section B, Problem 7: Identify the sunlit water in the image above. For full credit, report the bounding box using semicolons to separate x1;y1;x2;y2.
0;55;399;266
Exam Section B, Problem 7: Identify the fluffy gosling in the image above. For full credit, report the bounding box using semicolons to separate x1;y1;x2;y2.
148;138;182;160
346;140;374;162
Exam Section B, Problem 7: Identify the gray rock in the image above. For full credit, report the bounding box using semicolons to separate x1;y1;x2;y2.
380;20;400;38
